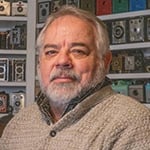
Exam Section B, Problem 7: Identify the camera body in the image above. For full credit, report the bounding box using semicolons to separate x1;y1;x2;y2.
0;0;10;16
12;1;27;16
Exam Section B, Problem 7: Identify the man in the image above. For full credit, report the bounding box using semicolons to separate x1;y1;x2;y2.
0;6;150;150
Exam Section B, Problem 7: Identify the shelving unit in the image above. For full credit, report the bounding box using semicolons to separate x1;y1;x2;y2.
0;0;36;117
99;10;150;79
99;10;150;107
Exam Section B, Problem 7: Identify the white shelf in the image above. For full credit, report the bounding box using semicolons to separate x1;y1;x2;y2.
0;50;27;55
0;81;26;87
110;42;150;50
107;73;150;79
98;9;150;20
0;16;27;21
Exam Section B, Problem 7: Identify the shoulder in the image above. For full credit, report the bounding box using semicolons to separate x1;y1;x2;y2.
95;93;150;124
1;103;45;137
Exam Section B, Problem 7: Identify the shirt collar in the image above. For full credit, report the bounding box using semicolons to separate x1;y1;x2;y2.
36;77;111;125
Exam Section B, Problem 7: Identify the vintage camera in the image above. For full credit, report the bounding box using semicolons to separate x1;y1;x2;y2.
9;24;27;49
12;1;27;16
0;91;9;113
9;91;25;114
0;0;10;16
146;17;150;41
145;82;150;103
112;20;126;44
112;0;128;13
80;0;96;14
112;80;129;96
51;0;64;13
144;56;150;72
129;0;146;11
124;50;144;73
65;0;80;7
129;17;145;42
96;0;112;16
124;55;135;72
37;0;51;23
0;31;7;49
129;84;145;103
147;0;150;9
0;58;9;81
12;58;26;82
110;54;123;73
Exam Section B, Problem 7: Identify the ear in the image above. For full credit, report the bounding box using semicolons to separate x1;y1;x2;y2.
104;51;112;69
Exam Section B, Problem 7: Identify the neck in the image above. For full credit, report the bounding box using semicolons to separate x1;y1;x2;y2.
49;101;68;122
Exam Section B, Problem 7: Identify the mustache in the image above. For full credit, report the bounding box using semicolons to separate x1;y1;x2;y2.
49;69;81;82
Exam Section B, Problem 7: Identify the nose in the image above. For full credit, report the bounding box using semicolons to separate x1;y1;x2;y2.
55;51;73;69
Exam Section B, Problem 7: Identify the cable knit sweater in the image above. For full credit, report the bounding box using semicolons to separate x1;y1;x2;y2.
0;85;150;150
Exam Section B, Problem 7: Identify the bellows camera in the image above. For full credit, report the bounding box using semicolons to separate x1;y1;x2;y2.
0;0;10;16
12;1;27;16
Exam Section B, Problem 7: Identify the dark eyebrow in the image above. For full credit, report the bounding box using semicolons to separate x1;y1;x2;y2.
44;44;58;49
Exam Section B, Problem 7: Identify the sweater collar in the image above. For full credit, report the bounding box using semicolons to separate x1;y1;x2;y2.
36;77;112;125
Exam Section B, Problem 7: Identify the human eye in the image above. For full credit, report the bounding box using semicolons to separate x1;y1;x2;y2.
44;49;58;57
71;48;89;58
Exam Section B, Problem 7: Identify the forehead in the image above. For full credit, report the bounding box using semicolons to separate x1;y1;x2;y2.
44;15;96;42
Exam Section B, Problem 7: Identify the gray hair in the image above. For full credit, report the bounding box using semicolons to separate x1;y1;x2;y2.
36;5;110;59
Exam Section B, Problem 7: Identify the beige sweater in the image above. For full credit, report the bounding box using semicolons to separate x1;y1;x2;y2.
0;86;150;150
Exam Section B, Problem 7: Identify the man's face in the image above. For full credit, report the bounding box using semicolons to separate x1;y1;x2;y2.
38;15;105;104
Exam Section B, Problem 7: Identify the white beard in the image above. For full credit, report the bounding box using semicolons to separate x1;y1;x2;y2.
38;61;106;106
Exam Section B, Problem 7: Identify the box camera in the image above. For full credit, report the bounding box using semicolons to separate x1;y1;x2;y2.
129;0;146;11
37;0;51;23
9;24;27;49
80;0;96;14
129;84;145;103
112;20;126;44
0;58;9;81
65;0;80;7
10;91;25;114
12;1;27;16
112;0;128;13
0;91;9;113
112;80;129;96
12;58;26;82
129;17;145;42
145;82;150;103
110;54;123;73
51;0;64;13
125;50;144;73
96;0;112;16
0;31;8;49
0;0;10;16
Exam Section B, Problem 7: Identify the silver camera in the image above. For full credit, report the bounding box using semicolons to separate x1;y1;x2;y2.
129;17;144;42
12;1;27;16
10;92;25;114
0;0;10;16
112;20;126;44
